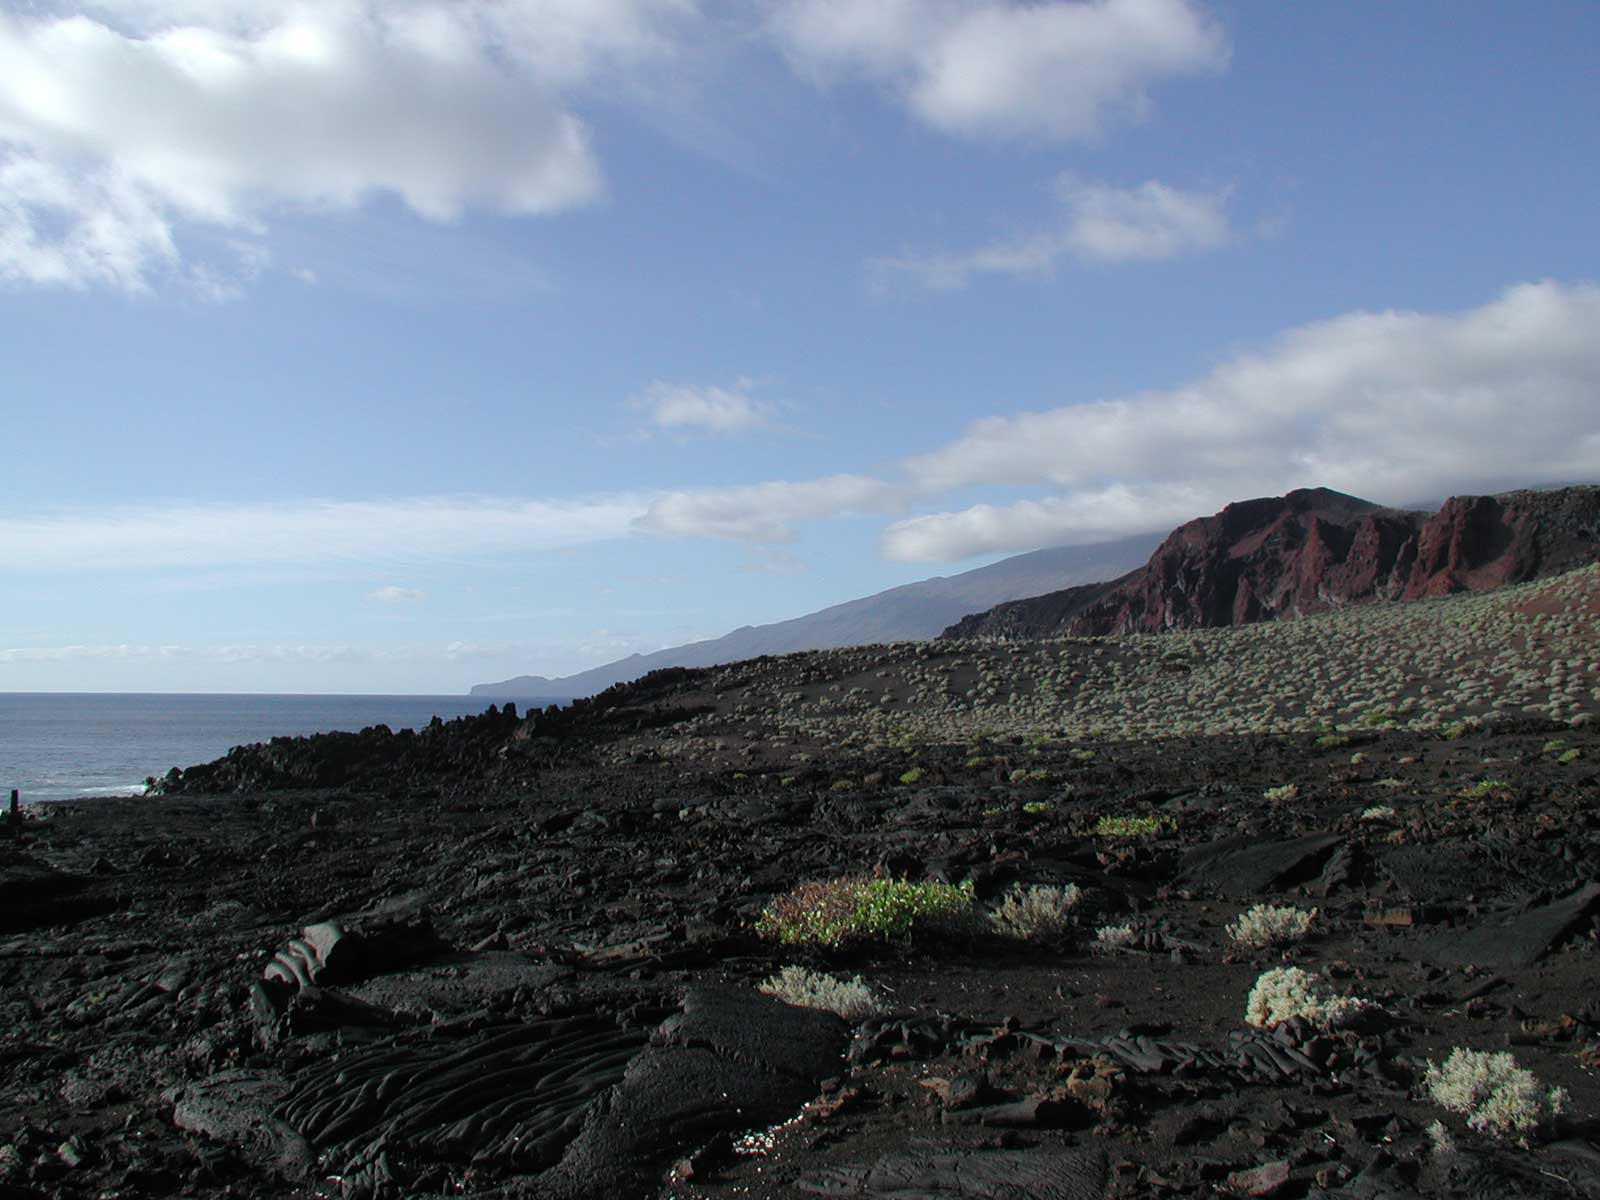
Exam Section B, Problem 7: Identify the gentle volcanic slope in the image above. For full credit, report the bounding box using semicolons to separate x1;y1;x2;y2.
471;533;1161;699
943;485;1600;640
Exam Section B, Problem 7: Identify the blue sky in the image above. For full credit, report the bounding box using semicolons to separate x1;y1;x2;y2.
3;1;1599;694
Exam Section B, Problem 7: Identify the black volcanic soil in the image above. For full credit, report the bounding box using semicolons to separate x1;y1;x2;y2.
3;684;1599;1196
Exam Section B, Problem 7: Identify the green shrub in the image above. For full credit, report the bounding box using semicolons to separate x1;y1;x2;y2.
1316;734;1351;748
1262;783;1300;802
1094;814;1172;838
1461;778;1509;799
898;767;925;785
1441;723;1471;740
1558;748;1582;765
756;877;977;949
1022;800;1053;815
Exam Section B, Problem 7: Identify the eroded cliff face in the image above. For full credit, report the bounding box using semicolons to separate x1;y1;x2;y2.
943;485;1600;640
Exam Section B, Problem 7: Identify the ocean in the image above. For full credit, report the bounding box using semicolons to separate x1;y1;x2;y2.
0;692;552;803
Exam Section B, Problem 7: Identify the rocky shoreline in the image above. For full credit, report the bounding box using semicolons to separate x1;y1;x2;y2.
3;576;1598;1199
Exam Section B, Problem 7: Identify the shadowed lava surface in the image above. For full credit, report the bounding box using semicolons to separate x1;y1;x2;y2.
2;568;1599;1199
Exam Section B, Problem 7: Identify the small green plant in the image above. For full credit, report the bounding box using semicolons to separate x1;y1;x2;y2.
1094;814;1171;838
1423;1048;1566;1143
980;805;1006;817
898;767;925;786
1441;722;1471;741
1359;804;1397;822
758;965;884;1020
1461;778;1509;799
1070;748;1097;762
830;778;854;791
1227;903;1317;949
1262;783;1299;802
1542;739;1568;754
1558;748;1582;765
756;877;977;949
965;756;987;768
1316;734;1351;748
1022;800;1053;815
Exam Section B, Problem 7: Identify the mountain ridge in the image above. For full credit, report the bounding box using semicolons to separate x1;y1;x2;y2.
942;484;1600;640
470;533;1162;699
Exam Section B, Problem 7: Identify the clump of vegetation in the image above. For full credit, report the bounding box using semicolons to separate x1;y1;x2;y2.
1262;783;1300;802
1359;804;1397;822
897;767;925;785
1227;904;1318;949
1558;748;1582;764
1244;967;1372;1029
1093;923;1138;951
1093;814;1171;838
1423;1048;1566;1143
1441;723;1472;741
1460;778;1509;799
1542;738;1568;754
990;883;1081;942
1022;800;1053;815
1316;734;1351;748
758;965;884;1021
756;877;977;949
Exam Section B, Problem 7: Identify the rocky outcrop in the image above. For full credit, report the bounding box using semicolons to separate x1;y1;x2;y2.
943;485;1600;640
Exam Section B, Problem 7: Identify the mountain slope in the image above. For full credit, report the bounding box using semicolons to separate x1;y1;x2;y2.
470;533;1162;698
943;485;1600;640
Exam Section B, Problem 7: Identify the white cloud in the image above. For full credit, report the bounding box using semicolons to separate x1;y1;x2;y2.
875;176;1232;289
0;1;693;291
770;0;1227;142
636;474;903;542
632;379;772;435
885;280;1600;559
0;494;650;571
370;585;427;603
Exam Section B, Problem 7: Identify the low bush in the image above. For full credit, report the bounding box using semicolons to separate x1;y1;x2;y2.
1423;1048;1566;1142
758;965;884;1021
1227;903;1317;949
1094;923;1138;951
990;883;1081;942
756;877;977;949
1094;815;1171;838
1244;966;1371;1029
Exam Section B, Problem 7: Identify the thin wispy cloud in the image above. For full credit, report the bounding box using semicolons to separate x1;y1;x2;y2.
636;475;904;543
883;280;1600;559
875;176;1234;290
769;0;1228;142
370;586;427;603
631;379;773;436
1;495;651;572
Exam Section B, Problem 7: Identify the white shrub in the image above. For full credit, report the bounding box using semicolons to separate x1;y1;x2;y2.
1244;966;1372;1029
1423;1048;1567;1142
990;883;1082;941
1227;903;1317;949
758;965;884;1021
1094;923;1138;951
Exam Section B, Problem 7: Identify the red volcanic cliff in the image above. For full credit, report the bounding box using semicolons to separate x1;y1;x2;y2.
942;485;1600;640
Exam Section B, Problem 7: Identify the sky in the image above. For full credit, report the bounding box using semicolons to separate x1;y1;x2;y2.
3;0;1599;694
